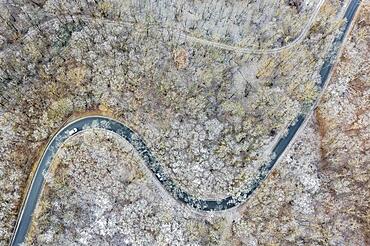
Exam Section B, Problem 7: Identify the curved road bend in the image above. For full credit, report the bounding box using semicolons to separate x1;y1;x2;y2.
10;0;361;245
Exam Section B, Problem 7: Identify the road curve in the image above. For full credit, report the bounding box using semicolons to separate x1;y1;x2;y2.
10;0;361;245
11;115;305;246
180;0;326;54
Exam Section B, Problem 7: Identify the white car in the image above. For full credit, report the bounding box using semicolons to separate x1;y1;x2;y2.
67;128;78;136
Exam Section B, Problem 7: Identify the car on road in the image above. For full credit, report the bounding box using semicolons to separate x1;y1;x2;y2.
67;128;78;136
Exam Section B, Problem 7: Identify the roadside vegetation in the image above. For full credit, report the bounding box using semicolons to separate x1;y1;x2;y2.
26;129;226;245
232;6;369;243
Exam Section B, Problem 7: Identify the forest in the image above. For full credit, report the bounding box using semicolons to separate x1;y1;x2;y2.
0;0;368;245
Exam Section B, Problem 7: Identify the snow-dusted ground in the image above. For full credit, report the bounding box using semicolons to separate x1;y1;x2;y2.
1;0;368;245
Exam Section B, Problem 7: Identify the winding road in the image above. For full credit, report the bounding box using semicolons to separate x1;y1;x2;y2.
10;0;361;245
